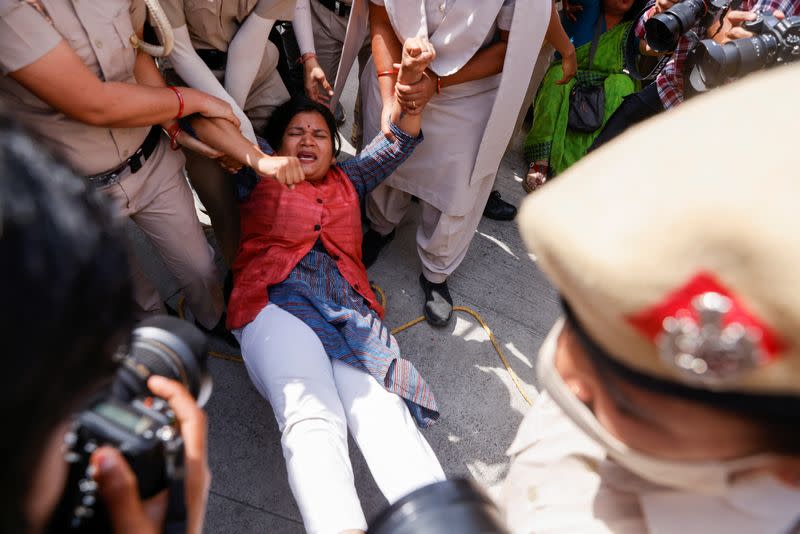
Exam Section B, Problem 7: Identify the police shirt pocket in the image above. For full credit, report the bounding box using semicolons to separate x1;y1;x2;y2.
105;8;137;83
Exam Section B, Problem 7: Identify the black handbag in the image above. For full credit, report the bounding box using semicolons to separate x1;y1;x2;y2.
568;14;606;133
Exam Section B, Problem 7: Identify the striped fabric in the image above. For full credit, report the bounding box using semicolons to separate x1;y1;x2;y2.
269;242;439;427
239;123;438;427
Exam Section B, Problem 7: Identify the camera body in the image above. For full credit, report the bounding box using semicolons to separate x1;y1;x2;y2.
687;13;800;91
59;396;183;529
48;316;210;533
645;0;734;52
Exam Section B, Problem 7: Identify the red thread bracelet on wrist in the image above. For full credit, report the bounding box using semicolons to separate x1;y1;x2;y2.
166;123;181;151
377;69;398;78
298;52;317;64
169;86;184;119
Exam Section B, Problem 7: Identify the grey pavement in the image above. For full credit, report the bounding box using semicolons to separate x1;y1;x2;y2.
130;69;560;532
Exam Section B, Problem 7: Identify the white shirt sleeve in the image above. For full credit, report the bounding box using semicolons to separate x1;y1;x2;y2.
498;0;515;31
169;25;256;142
293;0;316;55
225;0;275;119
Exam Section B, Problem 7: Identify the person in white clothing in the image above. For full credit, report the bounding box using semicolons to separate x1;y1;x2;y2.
347;0;551;327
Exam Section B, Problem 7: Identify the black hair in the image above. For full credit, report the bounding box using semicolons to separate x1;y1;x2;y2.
261;94;341;158
0;115;135;532
561;299;800;454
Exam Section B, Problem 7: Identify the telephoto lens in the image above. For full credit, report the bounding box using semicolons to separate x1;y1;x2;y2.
688;34;779;90
113;315;213;406
644;0;708;51
368;479;508;534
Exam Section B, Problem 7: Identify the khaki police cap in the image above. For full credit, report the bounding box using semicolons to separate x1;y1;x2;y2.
517;64;800;396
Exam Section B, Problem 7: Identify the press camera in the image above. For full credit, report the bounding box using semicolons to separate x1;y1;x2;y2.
48;315;211;533
687;13;800;91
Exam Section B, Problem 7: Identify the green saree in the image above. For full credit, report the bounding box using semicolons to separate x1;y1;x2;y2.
524;21;639;176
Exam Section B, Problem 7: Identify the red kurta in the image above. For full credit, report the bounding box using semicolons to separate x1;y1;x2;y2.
227;166;384;330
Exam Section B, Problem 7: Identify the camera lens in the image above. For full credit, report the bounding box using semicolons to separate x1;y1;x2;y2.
731;34;778;76
112;316;212;406
368;479;507;534
691;34;779;90
645;0;707;52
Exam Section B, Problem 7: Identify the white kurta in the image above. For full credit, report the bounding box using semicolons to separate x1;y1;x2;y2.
343;0;549;215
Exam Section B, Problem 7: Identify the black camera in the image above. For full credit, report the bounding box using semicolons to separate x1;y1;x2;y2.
49;316;211;533
645;0;735;51
687;13;800;91
368;479;507;534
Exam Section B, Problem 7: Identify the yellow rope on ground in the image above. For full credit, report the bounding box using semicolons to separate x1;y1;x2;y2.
178;285;534;406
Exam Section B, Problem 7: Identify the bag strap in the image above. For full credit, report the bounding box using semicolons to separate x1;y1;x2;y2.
622;3;665;81
587;10;604;71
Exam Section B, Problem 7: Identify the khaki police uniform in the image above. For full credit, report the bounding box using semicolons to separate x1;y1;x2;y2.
307;0;358;85
0;0;224;329
305;0;369;146
160;0;290;130
501;65;800;533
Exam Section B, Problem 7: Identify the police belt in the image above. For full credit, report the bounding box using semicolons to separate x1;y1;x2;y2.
317;0;351;17
196;48;228;71
86;126;161;186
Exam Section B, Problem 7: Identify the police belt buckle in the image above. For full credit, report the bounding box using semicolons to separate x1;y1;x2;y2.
86;126;160;187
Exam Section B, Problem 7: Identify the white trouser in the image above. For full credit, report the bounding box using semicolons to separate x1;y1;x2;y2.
365;174;495;284
236;304;445;534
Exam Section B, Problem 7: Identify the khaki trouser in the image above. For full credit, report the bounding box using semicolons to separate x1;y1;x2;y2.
310;0;370;147
365;176;495;284
98;139;224;329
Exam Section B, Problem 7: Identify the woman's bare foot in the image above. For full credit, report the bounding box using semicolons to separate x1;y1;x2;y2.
523;161;549;193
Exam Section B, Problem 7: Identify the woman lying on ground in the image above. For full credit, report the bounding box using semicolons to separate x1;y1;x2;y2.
190;37;446;534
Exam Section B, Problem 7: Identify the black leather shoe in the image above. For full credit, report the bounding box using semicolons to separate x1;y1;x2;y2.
362;229;395;268
196;315;239;349
483;190;517;221
419;274;453;327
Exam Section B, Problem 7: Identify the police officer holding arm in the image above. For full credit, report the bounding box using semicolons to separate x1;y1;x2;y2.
159;0;293;265
0;0;239;335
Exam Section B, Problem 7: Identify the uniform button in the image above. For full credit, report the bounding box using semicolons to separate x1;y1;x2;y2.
314;224;321;231
316;198;323;204
94;39;103;49
439;2;446;12
332;254;340;261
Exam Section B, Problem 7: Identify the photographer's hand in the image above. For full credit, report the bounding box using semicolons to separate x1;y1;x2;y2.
91;377;210;534
655;0;680;14
713;9;785;43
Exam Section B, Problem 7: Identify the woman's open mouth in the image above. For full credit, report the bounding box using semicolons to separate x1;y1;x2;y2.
297;151;318;164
